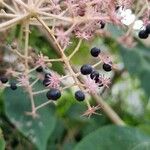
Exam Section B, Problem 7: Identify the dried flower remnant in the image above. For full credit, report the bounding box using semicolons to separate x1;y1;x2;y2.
118;0;133;8
81;105;102;118
36;52;50;68
99;53;112;65
99;75;111;88
6;68;19;77
84;77;98;94
44;72;61;89
17;75;30;87
55;28;70;48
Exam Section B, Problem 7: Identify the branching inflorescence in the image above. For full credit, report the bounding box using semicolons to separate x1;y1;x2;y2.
0;0;149;120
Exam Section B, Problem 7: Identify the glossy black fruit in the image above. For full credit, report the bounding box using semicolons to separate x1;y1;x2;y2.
10;82;17;90
100;21;105;29
138;30;149;39
46;89;61;100
90;47;101;57
103;63;112;72
98;80;103;87
0;76;8;83
80;64;93;75
95;78;100;83
43;78;50;87
146;24;150;34
75;90;85;101
90;70;99;80
45;73;51;79
36;66;43;72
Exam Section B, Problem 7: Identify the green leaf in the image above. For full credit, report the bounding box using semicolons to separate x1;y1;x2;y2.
107;24;125;39
47;119;65;150
138;124;150;136
3;83;56;150
75;125;150;150
120;44;150;97
0;129;5;150
133;142;150;150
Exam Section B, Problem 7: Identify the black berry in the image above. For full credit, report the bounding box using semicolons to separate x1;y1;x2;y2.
98;80;103;87
36;66;43;72
99;83;103;87
75;90;85;101
45;73;51;79
46;89;61;100
146;24;150;34
80;64;93;75
138;30;149;39
95;78;100;83
90;47;101;57
100;21;105;29
0;76;8;83
115;5;120;11
10;82;17;90
43;73;51;86
43;78;50;87
90;70;99;80
103;63;112;72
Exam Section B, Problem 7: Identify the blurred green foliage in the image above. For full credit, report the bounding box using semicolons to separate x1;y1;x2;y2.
75;125;150;150
4;82;56;150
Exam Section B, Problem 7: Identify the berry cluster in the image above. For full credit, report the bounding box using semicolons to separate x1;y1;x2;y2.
74;47;113;102
0;46;113;110
90;47;112;72
138;24;150;39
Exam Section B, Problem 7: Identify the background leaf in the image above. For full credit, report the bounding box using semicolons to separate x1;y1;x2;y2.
3;82;57;150
120;43;150;97
75;125;150;150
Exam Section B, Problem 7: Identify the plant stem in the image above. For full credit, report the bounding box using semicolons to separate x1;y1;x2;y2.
37;18;126;125
0;14;30;31
24;22;36;116
69;39;82;60
92;94;125;125
24;22;29;72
